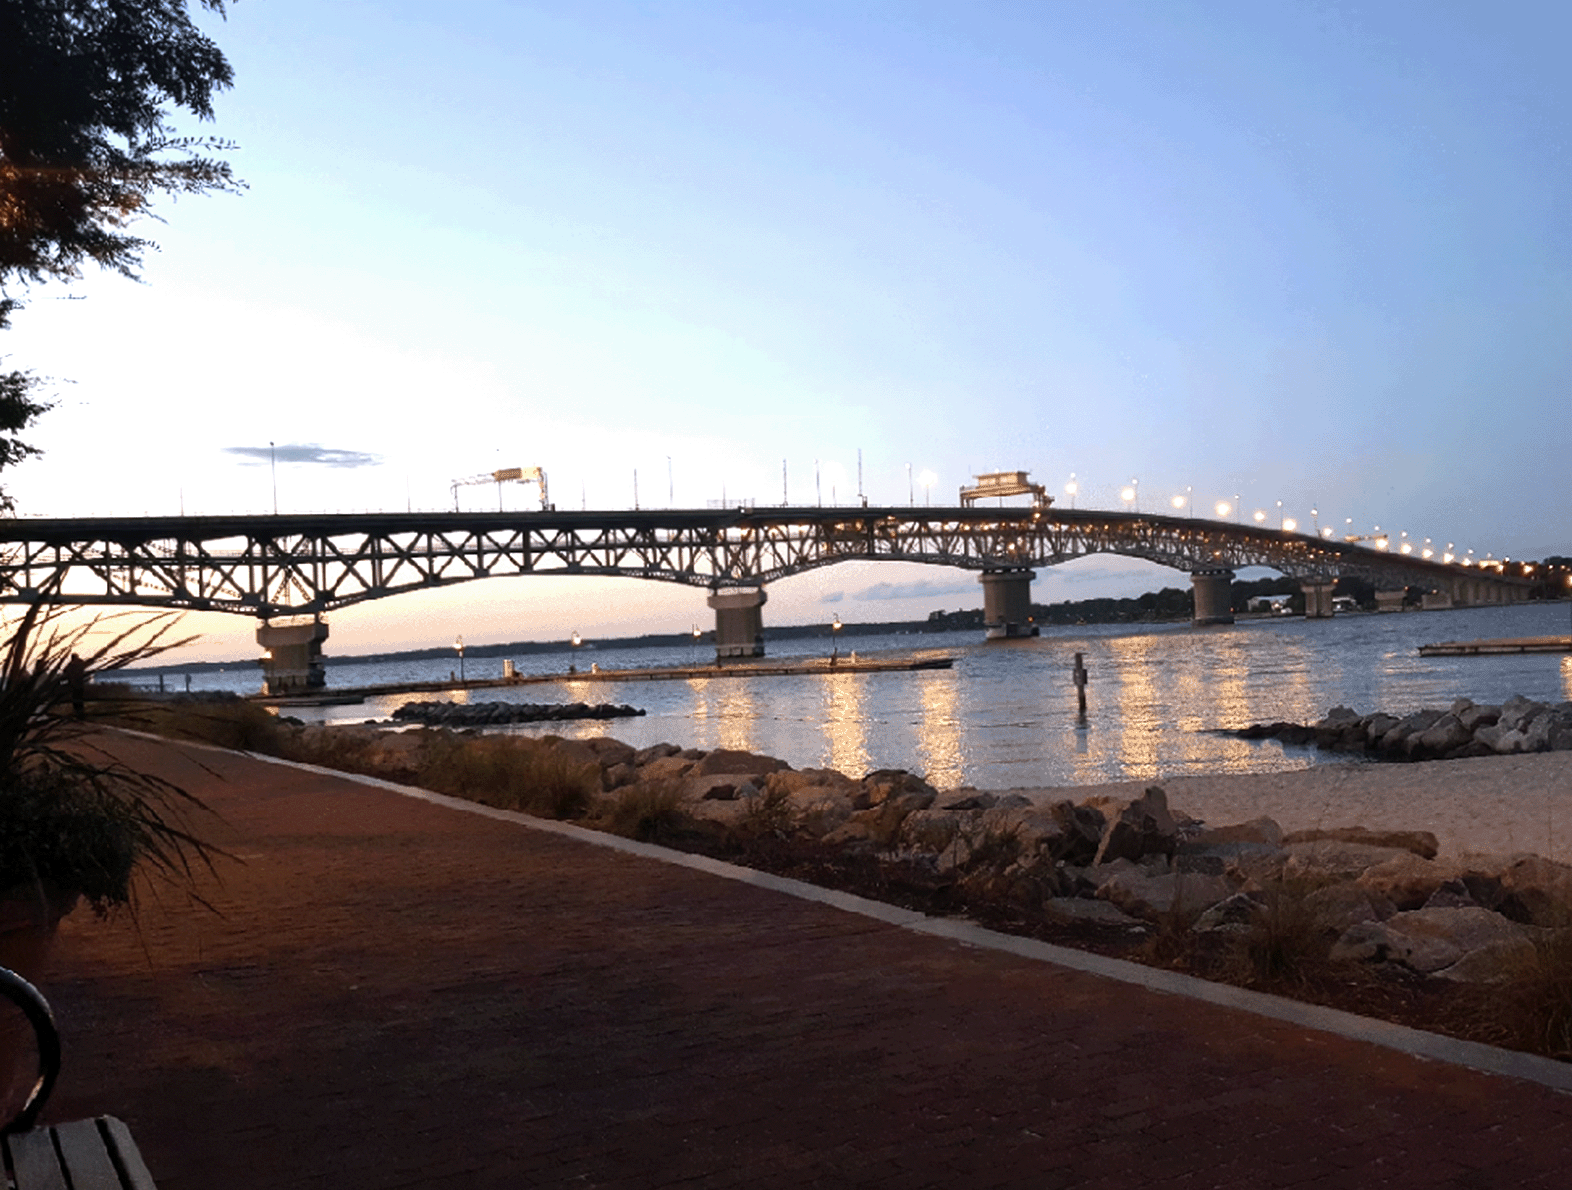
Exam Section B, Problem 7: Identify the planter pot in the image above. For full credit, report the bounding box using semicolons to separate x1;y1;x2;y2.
0;882;80;986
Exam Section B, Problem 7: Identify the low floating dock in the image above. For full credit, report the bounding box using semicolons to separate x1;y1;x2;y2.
1418;635;1572;657
255;654;954;705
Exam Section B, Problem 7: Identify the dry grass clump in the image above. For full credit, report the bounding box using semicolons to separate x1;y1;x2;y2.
1470;899;1572;1059
593;782;688;843
109;695;287;755
736;786;792;840
1229;877;1330;987
416;734;597;820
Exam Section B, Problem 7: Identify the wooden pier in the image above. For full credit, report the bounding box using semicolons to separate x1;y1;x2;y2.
255;654;954;705
1418;635;1572;657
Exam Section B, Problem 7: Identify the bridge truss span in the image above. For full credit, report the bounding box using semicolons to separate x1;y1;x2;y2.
0;507;1527;618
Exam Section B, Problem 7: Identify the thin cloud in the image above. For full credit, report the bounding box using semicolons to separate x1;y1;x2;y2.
225;443;381;468
851;578;981;602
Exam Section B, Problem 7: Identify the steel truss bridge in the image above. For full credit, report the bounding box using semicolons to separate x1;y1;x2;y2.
0;507;1527;618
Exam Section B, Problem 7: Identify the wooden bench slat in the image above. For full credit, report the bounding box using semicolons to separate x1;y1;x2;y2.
6;1128;69;1190
100;1117;159;1190
54;1119;124;1190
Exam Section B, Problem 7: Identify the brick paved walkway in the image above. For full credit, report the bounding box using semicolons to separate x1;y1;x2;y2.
32;736;1572;1188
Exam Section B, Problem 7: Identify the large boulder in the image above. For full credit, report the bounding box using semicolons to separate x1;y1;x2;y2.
898;808;973;856
1496;856;1572;927
1330;906;1532;977
861;770;938;810
1093;786;1179;865
1183;817;1284;851
1416;714;1472;755
638;754;697;783
1498;695;1543;733
1355;853;1465;910
1282;827;1438;860
763;768;858;797
691;749;791;778
1303;883;1397;932
634;742;682;764
580;736;636;769
1283;840;1412;881
1043;897;1146;929
1095;867;1233;921
1458;704;1500;733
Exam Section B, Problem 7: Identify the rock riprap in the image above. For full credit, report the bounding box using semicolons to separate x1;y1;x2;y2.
389;699;644;727
266;718;1572;988
1236;695;1572;761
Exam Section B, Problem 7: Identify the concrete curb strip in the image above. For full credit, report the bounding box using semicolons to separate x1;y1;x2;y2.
139;733;1572;1094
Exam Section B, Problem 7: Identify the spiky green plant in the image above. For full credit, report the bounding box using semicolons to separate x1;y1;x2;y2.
0;599;220;912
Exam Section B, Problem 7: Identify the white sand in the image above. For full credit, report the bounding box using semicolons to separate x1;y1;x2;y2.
1003;752;1572;863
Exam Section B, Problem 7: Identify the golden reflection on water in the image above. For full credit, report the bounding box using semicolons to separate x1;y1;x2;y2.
1562;655;1572;701
915;673;963;788
822;672;871;776
685;677;713;747
1109;634;1161;780
1206;633;1252;731
713;680;757;752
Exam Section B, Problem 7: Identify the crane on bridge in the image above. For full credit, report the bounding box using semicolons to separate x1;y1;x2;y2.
450;466;550;511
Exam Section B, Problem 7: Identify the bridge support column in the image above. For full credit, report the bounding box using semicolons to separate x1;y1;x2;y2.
1190;569;1235;625
257;619;329;695
1302;582;1336;619
1421;589;1454;610
1375;589;1408;612
708;587;767;660
980;569;1038;639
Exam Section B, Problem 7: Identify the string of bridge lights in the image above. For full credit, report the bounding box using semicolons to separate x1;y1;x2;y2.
1058;473;1518;574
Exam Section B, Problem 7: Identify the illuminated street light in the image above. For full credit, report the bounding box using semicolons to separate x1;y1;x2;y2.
1276;499;1284;528
455;635;466;684
1252;509;1266;524
1282;517;1298;533
1215;500;1232;519
918;469;937;505
1170;494;1187;511
1120;484;1137;509
1065;474;1078;508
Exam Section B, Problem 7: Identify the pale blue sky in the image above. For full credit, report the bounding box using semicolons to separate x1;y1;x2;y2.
6;1;1569;658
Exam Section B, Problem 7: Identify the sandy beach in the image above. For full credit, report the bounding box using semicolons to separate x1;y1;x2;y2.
1005;751;1572;863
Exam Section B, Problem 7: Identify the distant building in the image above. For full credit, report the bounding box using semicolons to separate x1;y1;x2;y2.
1246;593;1295;614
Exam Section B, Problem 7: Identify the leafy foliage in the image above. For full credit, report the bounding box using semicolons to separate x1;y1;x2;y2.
0;0;238;288
0;598;221;911
0;1;239;500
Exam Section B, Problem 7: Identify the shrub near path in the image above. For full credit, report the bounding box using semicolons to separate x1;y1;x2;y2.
117;693;1572;1063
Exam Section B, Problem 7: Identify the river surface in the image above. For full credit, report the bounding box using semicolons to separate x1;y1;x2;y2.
163;603;1572;791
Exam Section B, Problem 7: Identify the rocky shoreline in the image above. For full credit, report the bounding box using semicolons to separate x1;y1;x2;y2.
278;702;1572;1000
1236;694;1572;761
388;699;645;727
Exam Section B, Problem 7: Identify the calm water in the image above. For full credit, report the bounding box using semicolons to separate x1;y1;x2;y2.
161;603;1572;791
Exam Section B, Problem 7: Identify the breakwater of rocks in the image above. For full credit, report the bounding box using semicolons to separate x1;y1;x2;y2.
389;699;645;728
284;721;1572;991
1236;695;1572;761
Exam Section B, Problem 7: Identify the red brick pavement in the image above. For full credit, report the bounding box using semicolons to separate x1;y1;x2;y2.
29;735;1572;1188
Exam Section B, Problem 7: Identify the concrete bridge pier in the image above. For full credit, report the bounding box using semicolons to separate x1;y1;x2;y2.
257;618;329;695
1375;589;1408;612
708;587;767;660
1190;569;1235;625
980;569;1038;639
1302;582;1337;619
